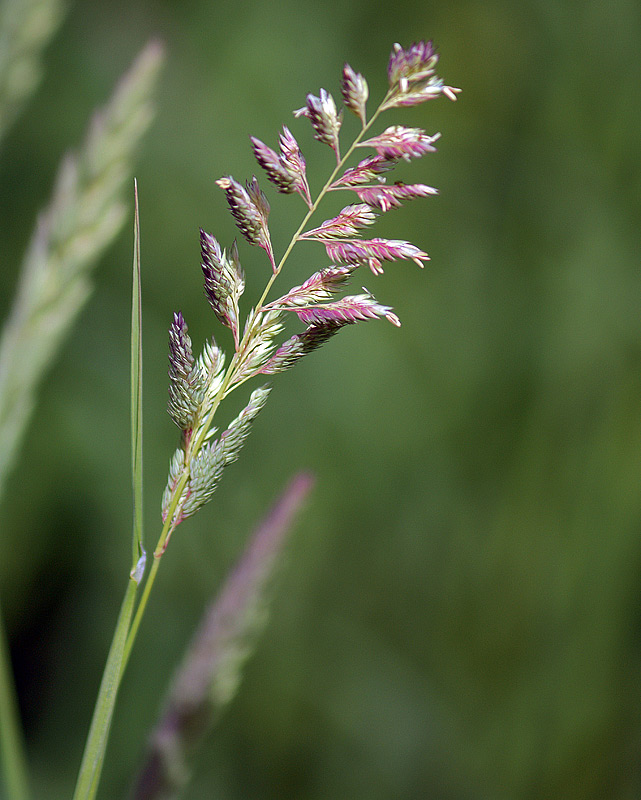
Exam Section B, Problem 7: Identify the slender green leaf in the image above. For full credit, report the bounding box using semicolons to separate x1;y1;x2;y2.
130;179;145;580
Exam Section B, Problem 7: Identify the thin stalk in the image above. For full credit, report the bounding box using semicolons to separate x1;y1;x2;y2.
121;468;187;673
0;604;29;800
122;552;161;673
71;577;138;800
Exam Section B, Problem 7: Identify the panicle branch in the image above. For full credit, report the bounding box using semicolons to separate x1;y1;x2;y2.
259;322;344;375
291;293;401;328
267;267;353;309
330;155;396;188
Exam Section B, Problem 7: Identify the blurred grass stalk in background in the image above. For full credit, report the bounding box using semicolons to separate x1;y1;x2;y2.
0;37;164;499
0;10;164;796
0;0;66;146
132;472;315;800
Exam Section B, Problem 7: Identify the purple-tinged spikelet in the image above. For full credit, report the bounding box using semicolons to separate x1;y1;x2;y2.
200;230;245;346
216;176;275;268
292;293;400;327
251;127;312;207
358;126;440;160
341;63;368;125
167;311;200;431
178;386;272;520
324;238;429;275
299;204;377;240
279;127;312;206
168;312;194;375
260;322;344;374
331;155;397;188
245;176;270;225
294;89;342;160
388;40;438;87
384;41;460;108
251;137;297;194
351;183;438;211
270;267;353;308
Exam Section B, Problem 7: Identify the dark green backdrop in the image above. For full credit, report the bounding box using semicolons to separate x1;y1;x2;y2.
2;0;641;797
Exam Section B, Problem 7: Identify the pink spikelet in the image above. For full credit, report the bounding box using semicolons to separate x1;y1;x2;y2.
250;137;296;194
351;183;438;211
358;126;440;161
216;175;275;270
331;155;396;188
279;127;312;207
270;267;353;308
384;41;460;108
292;293;401;327
324;238;429;275
251;126;312;208
341;63;368;126
294;89;342;161
388;40;439;87
299;204;377;240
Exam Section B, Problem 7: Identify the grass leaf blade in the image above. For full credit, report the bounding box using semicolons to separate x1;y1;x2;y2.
130;179;145;579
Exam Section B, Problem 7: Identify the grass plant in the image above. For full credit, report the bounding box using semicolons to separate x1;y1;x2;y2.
0;26;163;800
1;37;458;798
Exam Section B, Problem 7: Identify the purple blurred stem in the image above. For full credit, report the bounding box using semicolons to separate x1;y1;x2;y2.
131;472;315;800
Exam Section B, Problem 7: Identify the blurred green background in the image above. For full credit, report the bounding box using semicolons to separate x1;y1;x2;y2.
2;0;641;797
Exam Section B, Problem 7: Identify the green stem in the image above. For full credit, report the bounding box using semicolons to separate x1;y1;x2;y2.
121;467;188;674
0;603;29;800
121;553;161;674
71;576;139;800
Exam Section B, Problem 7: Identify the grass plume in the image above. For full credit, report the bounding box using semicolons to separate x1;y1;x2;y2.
0;39;164;501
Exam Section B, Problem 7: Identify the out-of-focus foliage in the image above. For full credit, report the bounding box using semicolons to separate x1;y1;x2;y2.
1;1;640;798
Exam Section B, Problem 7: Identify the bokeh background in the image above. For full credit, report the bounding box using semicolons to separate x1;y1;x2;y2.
2;0;641;797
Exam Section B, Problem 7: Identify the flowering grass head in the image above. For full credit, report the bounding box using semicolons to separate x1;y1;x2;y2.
162;40;458;544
